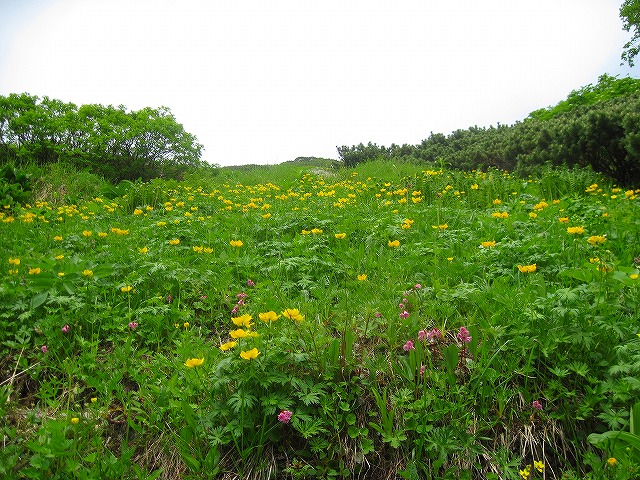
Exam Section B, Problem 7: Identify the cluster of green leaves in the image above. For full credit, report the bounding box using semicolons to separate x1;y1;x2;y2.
0;163;32;208
0;93;204;182
337;75;640;186
1;161;639;478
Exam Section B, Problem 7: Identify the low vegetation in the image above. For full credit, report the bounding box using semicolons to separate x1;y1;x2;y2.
1;160;639;479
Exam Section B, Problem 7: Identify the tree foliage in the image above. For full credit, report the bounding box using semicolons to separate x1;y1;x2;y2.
0;93;204;182
336;76;640;186
621;0;640;66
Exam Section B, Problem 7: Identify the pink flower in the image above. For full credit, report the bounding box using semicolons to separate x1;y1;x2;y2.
61;325;70;333
418;329;427;341
457;326;472;344
128;321;138;330
231;305;239;314
166;295;173;303
414;283;422;290
247;279;255;287
375;312;382;318
419;364;426;376
278;410;293;423
427;328;442;341
399;310;410;319
237;292;248;300
41;345;48;353
398;303;405;309
532;400;543;410
403;340;415;351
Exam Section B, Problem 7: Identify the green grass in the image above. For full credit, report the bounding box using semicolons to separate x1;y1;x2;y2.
1;161;639;479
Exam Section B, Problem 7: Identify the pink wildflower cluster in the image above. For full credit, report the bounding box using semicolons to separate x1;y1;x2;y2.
418;328;443;342
398;283;423;319
457;326;472;344
532;400;543;410
278;409;293;423
231;291;248;315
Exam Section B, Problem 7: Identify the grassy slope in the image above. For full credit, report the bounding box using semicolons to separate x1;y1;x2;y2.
1;160;639;479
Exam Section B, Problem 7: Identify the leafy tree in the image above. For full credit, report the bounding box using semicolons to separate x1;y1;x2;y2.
621;0;640;66
0;94;204;182
528;74;640;121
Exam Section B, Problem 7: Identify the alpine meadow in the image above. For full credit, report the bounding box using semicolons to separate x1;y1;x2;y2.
2;59;640;480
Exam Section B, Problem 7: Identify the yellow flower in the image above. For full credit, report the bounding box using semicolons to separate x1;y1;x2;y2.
518;264;537;273
29;267;41;275
53;235;63;241
529;212;538;219
231;314;253;328
558;217;569;223
82;230;92;237
230;328;250;338
169;239;180;245
98;232;108;238
259;311;280;322
82;269;93;277
388;240;400;247
480;241;496;248
90;397;97;403
282;308;304;322
310;228;323;234
357;274;367;281
58;272;65;277
240;348;260;360
71;417;79;424
184;357;204;368
630;274;639;280
470;184;479;190
121;285;133;292
567;226;585;235
193;245;204;253
334;233;347;239
492;211;509;219
203;247;213;254
519;464;532;479
157;221;167;227
183;322;190;328
220;341;237;351
587;235;606;245
607;457;617;467
262;213;272;219
493;199;502;205
55;254;64;260
133;208;143;215
534;461;544;472
447;257;454;261
8;257;20;265
230;240;243;247
138;246;148;254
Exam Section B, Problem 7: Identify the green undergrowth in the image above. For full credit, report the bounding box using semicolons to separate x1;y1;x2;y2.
1;161;639;479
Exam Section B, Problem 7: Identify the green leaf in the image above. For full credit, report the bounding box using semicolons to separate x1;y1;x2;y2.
30;291;49;310
561;268;593;283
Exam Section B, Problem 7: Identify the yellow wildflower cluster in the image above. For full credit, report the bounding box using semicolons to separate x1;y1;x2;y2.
519;460;544;479
518;264;537;273
492;211;509;219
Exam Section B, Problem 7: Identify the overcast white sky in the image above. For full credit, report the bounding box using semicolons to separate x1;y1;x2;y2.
0;0;636;166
